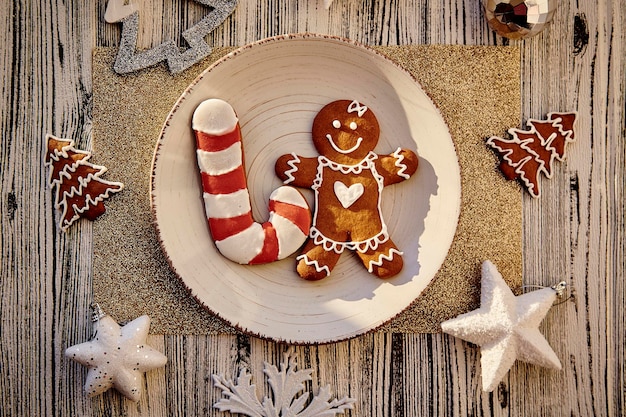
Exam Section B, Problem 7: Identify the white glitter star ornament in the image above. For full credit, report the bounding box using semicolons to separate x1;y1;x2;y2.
65;304;167;401
441;260;563;392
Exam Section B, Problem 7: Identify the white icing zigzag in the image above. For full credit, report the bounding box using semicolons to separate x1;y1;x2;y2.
486;136;542;197
296;254;331;277
368;248;403;273
283;153;301;185
46;141;91;187
392;148;411;180
66;187;122;230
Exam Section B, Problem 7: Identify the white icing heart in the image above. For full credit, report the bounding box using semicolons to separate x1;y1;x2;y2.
334;181;364;208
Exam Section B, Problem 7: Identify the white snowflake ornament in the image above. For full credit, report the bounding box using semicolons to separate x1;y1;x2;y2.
213;350;355;416
65;305;167;401
441;260;562;392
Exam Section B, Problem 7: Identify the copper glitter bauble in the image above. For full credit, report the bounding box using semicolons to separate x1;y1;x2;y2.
482;0;557;39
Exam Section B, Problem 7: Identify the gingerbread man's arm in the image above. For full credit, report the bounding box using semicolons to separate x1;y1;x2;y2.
375;148;419;186
275;153;319;188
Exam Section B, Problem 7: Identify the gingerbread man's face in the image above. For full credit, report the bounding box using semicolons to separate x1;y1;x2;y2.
312;100;380;164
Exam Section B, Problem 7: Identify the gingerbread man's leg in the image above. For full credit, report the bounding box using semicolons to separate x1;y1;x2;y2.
296;240;343;281
356;241;404;279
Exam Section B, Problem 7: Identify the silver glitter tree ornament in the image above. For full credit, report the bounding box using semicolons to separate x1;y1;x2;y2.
482;0;557;39
105;0;238;74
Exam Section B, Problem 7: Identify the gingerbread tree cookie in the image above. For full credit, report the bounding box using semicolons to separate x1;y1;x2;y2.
486;112;577;198
275;100;419;280
45;134;124;231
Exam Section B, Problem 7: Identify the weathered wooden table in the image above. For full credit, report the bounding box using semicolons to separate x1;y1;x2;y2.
1;1;624;415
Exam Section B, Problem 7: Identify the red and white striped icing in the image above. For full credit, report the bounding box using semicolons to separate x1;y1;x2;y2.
192;99;311;264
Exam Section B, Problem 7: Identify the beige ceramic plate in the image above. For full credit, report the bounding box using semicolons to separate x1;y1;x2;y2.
151;34;461;344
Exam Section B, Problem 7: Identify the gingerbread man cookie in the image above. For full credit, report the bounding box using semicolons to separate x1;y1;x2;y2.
275;100;419;280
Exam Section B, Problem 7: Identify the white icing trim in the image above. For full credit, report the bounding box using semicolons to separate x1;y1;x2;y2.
215;223;265;263
196;142;242;175
391;148;411;180
325;134;363;154
296;254;331;277
314;152;378;178
192;98;238;136
317;153;385;191
282;153;301;185
309;226;390;254
309;152;388;255
203;189;251;218
367;248;403;273
347;100;368;117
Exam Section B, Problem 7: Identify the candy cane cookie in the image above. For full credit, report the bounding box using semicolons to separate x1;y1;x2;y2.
192;99;311;264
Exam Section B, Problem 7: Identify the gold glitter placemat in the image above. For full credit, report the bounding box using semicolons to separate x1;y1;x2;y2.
92;45;521;335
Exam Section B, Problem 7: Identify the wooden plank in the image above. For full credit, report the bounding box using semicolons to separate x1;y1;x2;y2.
515;0;625;415
0;0;95;416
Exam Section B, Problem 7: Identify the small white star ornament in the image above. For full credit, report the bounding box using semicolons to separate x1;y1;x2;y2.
65;305;167;401
441;260;562;392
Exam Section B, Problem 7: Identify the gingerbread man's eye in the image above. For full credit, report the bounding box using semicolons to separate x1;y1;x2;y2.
349;122;358;130
332;120;341;129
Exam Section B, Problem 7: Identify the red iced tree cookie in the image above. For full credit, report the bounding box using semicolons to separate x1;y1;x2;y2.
275;100;419;280
45;134;124;231
486;112;577;198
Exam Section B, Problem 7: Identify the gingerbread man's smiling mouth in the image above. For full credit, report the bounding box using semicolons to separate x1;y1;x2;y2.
326;134;363;154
